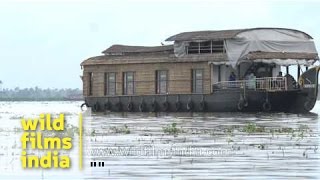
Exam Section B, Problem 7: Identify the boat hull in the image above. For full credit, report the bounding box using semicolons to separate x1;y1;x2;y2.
83;67;319;113
84;90;309;113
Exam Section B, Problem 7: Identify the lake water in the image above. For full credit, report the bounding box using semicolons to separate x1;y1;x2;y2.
0;101;319;179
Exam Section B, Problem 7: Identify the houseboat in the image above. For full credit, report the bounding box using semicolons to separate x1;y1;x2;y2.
80;28;319;113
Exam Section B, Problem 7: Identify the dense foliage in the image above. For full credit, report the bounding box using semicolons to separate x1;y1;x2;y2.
0;87;82;101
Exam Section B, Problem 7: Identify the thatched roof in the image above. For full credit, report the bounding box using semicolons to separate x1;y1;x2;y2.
102;44;173;54
82;28;317;66
166;29;245;41
243;51;319;60
81;53;227;66
165;28;313;41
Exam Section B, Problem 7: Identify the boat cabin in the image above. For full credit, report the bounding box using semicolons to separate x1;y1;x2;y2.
81;28;318;98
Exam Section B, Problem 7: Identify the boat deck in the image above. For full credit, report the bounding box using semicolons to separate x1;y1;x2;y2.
212;77;295;92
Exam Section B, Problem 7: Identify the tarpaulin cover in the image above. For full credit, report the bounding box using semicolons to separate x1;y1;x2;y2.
173;29;318;67
225;29;317;67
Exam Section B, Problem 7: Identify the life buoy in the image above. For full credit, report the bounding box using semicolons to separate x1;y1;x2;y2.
175;101;181;111
127;102;133;112
93;102;99;112
80;103;88;111
151;101;157;112
304;100;313;111
237;101;244;111
262;101;271;112
187;101;193;111
243;99;248;107
199;101;206;111
139;102;145;112
162;101;169;111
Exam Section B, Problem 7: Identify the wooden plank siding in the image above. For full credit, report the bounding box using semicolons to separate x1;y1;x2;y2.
82;62;211;97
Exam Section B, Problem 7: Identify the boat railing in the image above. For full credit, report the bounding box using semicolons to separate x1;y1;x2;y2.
213;77;287;91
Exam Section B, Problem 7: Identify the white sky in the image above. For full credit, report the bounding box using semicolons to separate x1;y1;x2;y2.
0;0;319;89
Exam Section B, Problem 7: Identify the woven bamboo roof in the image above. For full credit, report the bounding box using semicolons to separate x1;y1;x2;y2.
82;28;317;66
166;29;244;41
81;53;227;66
243;51;319;60
102;44;173;54
165;28;313;41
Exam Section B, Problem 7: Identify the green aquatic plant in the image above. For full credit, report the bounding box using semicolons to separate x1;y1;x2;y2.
91;129;96;136
13;127;23;133
298;131;304;140
280;127;294;134
110;124;130;134
242;123;266;133
243;123;257;133
9;115;24;120
162;123;184;135
40;123;79;138
224;126;236;136
227;138;234;144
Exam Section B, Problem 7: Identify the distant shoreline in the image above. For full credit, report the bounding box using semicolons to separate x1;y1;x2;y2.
0;85;319;101
0;87;83;101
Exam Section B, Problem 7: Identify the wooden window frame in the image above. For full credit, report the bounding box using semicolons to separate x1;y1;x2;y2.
192;69;204;93
123;72;135;95
104;72;116;96
155;70;168;94
187;40;224;54
88;72;93;96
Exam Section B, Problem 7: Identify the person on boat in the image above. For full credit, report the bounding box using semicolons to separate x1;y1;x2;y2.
228;72;236;88
229;72;236;81
284;73;297;89
276;71;284;89
248;73;256;89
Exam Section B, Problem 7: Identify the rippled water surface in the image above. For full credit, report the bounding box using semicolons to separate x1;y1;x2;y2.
0;101;319;179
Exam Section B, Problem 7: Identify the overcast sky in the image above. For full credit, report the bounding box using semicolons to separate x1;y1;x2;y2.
0;0;319;89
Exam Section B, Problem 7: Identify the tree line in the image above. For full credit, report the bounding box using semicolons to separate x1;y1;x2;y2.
0;87;83;101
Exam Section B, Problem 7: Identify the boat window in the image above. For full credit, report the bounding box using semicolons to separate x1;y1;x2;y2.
88;72;93;96
105;72;116;95
156;70;168;94
123;72;135;95
187;41;224;54
192;69;204;93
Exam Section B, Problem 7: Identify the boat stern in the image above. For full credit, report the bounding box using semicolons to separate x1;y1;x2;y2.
293;66;320;112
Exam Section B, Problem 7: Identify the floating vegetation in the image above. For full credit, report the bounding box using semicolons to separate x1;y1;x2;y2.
42;123;79;138
65;124;80;137
242;123;265;133
227;138;234;144
91;130;96;136
224;126;237;136
162;123;184;135
13;127;23;133
239;123;311;140
110;124;130;134
279;127;294;134
9;115;24;120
